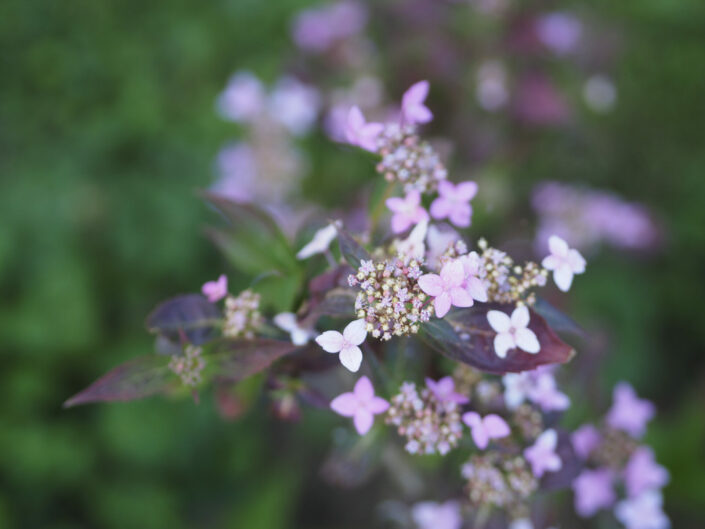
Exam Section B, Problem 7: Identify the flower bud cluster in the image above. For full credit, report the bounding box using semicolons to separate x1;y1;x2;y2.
375;124;447;193
223;289;263;339
476;238;548;306
385;381;464;455
348;258;433;341
169;345;206;387
461;452;538;509
591;427;638;469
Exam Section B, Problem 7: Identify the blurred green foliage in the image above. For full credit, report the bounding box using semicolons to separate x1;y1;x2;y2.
1;0;704;528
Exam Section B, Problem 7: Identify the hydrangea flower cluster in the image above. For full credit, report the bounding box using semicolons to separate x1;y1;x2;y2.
461;452;537;512
168;345;206;387
348;258;433;341
223;289;263;339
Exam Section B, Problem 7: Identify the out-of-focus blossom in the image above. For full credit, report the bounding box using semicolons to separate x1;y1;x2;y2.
395;219;428;260
426;376;469;405
476;61;509;111
458;252;488;302
330;376;389;435
217;71;266;122
487;306;540;358
411;500;462;529
345;106;384;151
462;411;511;449
584;75;617;113
503;367;570;412
571;424;602;459
268;77;320;136
315;319;368;372
224;290;263;339
202;274;228;303
291;1;368;53
624;447;670;498
386;190;430;234
418;259;474;317
508;519;533;529
607;382;655;439
273;312;315;346
514;75;570;125
524;429;562;477
297;223;339;259
213;142;258;202
426;224;462;270
430;180;478;228
401;80;433;125
535;12;582;55
541;235;586;292
573;468;616;517
615;490;670;529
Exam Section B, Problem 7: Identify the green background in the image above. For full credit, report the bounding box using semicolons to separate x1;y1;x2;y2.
1;0;704;528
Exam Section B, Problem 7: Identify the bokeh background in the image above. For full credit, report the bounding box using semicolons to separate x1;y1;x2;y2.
1;0;704;528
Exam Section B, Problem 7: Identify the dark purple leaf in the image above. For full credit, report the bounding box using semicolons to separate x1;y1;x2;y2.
145;294;221;345
533;297;585;337
541;429;584;490
64;356;174;407
337;227;371;269
208;338;299;383
419;305;575;374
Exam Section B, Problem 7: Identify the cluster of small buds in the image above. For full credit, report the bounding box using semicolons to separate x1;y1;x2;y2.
591;427;639;469
348;258;433;341
461;452;538;510
169;345;206;387
386;381;464;455
476;238;548;306
223;289;263;338
436;240;470;267
452;364;483;397
512;404;545;441
375;124;447;193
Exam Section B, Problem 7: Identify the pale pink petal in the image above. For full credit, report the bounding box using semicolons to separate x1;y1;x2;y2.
456;181;478;200
437;180;455;198
448;203;472;228
462;411;481;428
385;197;406;212
553;264;574;292
434;292;452;318
418;274;444;296
390;214;412;234
472;424;490;449
353;408;374;435
487;310;511;332
450;287;474;308
403;80;429;106
484;414;511;439
511;306;530;328
406;105;433;124
368;396;390;414
548;235;569;257
345;106;365;141
339;345;363;372
406;190;422;207
437;377;454;395
330;392;358;417
515;328;540;354
494;333;515;358
202;274;228;302
353;375;374;401
343;319;368;346
568;249;586;273
541;255;560;270
466;277;488;302
440;259;465;287
430;197;452;220
315;330;345;353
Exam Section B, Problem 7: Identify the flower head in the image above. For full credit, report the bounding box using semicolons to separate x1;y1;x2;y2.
386;190;429;234
297;223;338;259
542;235;586;292
487;306;540;358
418;259;474;317
572;468;616;517
624;447;670;498
426;376;469;405
345;106;384;152
458;251;488;302
615;490;670;529
430;180;478;228
315;319;367;372
462;411;511;449
607;382;655;439
330;376;389;435
202;274;228;303
223;290;263;339
524;429;562;477
411;501;462;529
273;312;314;346
401;80;433;125
502;367;569;412
217;71;265;122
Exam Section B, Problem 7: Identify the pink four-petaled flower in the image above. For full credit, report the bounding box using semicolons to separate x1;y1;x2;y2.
572;468;616;517
386;190;430;234
330;376;389;435
462;411;511;449
345;106;384;152
401;80;433;125
418;260;474;318
430;181;478;228
202;274;228;302
624;446;669;498
487;306;541;358
542;235;586;292
458;251;488;302
606;382;655;439
426;376;470;405
524;428;562;477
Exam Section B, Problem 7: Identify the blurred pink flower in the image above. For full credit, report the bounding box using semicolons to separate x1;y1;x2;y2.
316;319;368;372
430;181;478;228
542;235;586;292
401;80;433;125
418;259;474;317
412;500;462;529
268;77;320;136
202;274;228;302
573;468;616;517
615;490;670;529
535;12;582;55
514;75;570;125
462;411;510;449
571;424;602;459
524;429;562;477
345;106;383;152
503;367;570;412
607;383;655;439
487;306;540;358
458;251;488;302
291;1;368;53
330;376;389;435
217;71;265;122
624;447;670;498
386;190;429;234
426;376;469;405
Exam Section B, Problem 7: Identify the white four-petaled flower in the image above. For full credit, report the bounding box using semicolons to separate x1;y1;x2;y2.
487;306;540;358
315;319;368;372
542;235;586;292
273;312;314;346
297;223;339;259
